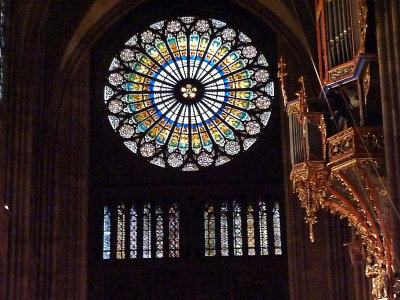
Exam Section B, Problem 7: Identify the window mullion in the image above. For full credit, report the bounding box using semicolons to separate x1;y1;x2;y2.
110;204;118;261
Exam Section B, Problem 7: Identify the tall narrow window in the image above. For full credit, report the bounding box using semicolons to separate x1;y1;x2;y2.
204;205;216;256
273;202;282;255
156;206;164;258
130;206;137;258
116;204;126;259
103;206;111;259
169;204;180;257
233;201;243;256
259;201;269;255
220;202;229;256
143;203;152;258
247;205;256;256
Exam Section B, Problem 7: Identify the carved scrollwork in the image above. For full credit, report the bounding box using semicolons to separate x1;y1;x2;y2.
328;62;355;82
284;64;391;299
328;127;385;164
366;256;388;299
291;162;329;241
330;135;354;158
360;133;384;151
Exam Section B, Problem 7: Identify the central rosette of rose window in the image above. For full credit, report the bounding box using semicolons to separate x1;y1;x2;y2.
175;80;204;104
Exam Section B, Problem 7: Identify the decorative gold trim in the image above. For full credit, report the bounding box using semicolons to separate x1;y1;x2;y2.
283;59;391;298
328;61;356;82
286;77;308;119
327;127;384;166
363;64;371;106
290;162;328;241
366;255;388;299
359;0;368;54
328;158;392;299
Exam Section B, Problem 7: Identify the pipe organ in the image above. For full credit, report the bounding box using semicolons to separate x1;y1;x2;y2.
281;1;393;298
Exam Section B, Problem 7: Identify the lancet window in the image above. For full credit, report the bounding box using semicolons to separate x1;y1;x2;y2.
103;202;180;259
103;199;282;259
273;202;282;255
204;205;216;256
168;204;180;257
203;200;282;257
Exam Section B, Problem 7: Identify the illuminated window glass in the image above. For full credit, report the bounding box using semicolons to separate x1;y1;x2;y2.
233;201;243;256
156;206;164;258
104;17;274;171
103;202;182;259
259;201;269;255
273;202;282;255
220;202;229;256
103;200;282;259
169;204;180;257
129;206;138;258
143;203;152;258
204;205;216;256
117;204;126;259
103;206;111;259
247;205;255;256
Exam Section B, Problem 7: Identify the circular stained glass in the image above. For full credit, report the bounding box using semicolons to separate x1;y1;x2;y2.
104;16;274;171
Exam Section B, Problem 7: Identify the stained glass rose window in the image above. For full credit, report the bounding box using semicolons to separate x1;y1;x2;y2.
104;17;274;171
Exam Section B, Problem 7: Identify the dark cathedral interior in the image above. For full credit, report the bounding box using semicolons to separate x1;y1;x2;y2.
0;0;399;299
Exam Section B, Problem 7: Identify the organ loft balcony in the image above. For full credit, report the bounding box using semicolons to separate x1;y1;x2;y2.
279;57;392;299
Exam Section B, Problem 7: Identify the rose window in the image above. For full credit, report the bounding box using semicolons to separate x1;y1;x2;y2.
104;16;274;171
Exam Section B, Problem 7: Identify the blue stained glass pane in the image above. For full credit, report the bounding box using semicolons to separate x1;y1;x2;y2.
103;206;111;259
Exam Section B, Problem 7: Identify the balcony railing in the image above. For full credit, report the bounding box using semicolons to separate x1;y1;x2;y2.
327;127;384;165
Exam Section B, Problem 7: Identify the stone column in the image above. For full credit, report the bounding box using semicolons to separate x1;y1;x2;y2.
375;0;400;283
52;56;90;300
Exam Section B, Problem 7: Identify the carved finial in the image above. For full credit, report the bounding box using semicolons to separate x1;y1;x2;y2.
295;76;308;115
278;56;288;106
